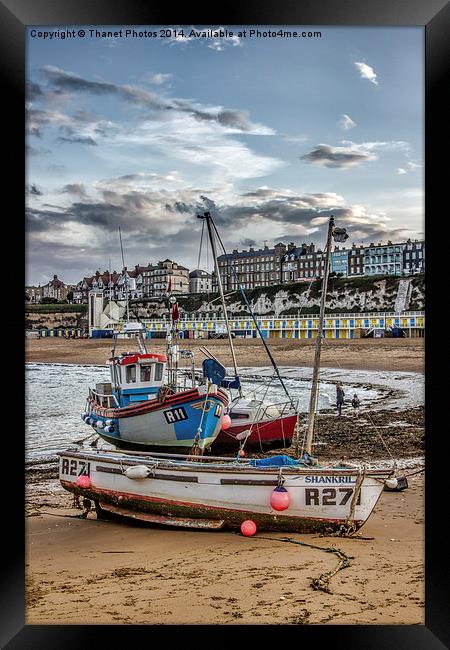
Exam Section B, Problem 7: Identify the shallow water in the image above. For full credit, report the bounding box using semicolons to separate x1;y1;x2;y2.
25;362;419;461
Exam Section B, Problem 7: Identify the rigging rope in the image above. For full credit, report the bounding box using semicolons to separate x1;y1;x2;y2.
210;218;295;409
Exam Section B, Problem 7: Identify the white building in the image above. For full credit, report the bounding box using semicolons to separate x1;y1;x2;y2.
189;269;213;294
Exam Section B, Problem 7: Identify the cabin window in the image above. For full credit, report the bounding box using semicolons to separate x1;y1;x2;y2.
154;363;164;381
140;364;152;382
126;365;137;383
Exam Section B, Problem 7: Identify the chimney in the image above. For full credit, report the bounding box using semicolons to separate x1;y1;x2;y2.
287;242;296;252
249;247;254;252
232;249;238;254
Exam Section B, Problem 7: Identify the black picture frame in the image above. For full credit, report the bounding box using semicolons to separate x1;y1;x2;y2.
5;0;449;646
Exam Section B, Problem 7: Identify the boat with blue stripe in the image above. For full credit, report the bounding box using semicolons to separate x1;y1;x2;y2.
82;328;230;452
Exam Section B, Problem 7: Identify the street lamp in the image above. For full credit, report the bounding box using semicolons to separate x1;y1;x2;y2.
332;227;349;243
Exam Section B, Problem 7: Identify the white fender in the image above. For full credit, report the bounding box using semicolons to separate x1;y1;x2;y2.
124;465;152;479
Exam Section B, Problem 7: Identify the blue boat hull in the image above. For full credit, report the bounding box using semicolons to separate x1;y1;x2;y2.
85;387;229;450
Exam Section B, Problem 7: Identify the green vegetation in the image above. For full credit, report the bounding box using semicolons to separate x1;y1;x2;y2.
25;304;87;313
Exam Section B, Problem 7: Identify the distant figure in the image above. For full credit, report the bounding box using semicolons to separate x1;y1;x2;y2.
351;393;361;418
336;382;345;416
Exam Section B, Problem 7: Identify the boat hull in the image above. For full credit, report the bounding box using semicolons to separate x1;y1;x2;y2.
58;449;391;534
87;388;229;450
213;414;298;451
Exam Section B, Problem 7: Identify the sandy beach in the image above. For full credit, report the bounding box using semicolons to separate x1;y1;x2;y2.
26;473;424;625
26;337;425;373
25;336;425;625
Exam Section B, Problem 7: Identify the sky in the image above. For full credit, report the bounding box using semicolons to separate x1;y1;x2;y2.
26;25;424;285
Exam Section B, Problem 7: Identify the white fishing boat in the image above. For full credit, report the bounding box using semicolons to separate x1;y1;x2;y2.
58;448;392;533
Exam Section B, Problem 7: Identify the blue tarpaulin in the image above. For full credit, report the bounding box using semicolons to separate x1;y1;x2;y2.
249;455;302;467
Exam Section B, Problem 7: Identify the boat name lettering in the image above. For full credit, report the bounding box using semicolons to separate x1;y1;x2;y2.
304;487;361;506
61;458;91;477
305;475;355;484
164;407;188;424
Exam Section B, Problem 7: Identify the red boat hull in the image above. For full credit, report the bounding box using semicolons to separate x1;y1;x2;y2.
212;414;298;451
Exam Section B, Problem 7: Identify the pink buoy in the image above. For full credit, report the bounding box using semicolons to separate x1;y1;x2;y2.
241;520;257;537
238;449;246;457
270;486;290;511
221;414;232;430
76;474;92;489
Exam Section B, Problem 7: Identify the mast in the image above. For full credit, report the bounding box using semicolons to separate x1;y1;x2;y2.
304;216;335;455
118;227;130;323
199;211;242;397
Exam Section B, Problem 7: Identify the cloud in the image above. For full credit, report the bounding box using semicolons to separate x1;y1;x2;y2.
354;61;378;85
301;140;410;169
396;161;423;175
60;183;88;197
26;81;44;101
26;183;43;196
26;181;419;283
41;66;264;134
143;72;173;85
301;144;376;169
57;135;98;146
339;114;356;131
165;26;242;51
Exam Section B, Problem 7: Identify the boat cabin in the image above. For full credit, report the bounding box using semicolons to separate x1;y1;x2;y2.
108;352;168;406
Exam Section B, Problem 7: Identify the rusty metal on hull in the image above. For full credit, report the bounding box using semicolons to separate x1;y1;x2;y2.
61;480;365;534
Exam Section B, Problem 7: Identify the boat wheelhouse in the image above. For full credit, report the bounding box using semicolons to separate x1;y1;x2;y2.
106;351;168;407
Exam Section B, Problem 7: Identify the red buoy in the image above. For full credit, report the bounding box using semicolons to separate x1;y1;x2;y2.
270;486;290;511
241;520;257;536
76;475;92;489
221;414;232;430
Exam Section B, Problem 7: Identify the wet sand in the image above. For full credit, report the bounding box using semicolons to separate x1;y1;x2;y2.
25;335;425;624
26;337;425;373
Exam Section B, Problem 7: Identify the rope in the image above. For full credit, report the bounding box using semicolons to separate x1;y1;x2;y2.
404;467;425;478
344;466;366;535
254;535;352;594
186;384;212;459
197;218;205;271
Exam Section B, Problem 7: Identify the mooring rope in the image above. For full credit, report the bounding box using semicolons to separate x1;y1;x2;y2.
253;535;353;594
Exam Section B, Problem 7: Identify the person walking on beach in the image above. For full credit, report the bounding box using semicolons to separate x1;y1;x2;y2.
336;382;345;416
351;393;361;418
